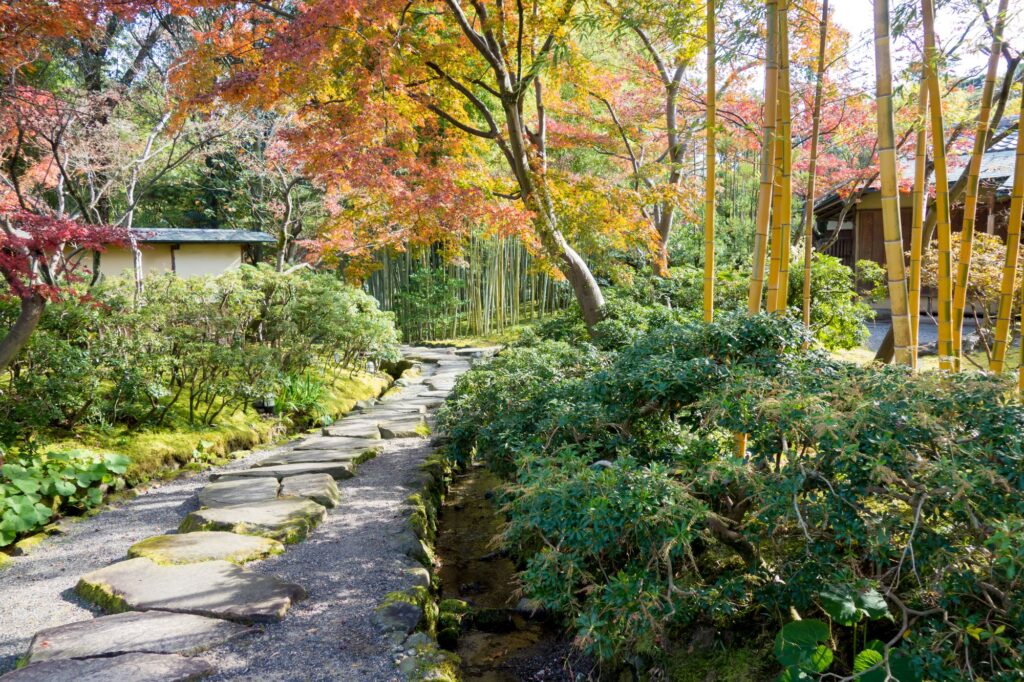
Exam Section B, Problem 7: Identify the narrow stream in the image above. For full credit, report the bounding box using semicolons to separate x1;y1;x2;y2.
435;465;584;681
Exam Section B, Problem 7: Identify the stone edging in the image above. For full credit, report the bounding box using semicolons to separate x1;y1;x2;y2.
373;446;463;680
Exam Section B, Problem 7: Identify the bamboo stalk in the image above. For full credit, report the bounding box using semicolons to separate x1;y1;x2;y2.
748;0;780;313
991;86;1024;373
908;84;929;368
704;0;716;323
772;0;792;313
874;0;914;366
921;0;954;370
802;0;828;331
951;0;1007;370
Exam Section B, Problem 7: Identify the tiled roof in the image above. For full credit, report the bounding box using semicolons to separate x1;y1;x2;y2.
131;229;277;244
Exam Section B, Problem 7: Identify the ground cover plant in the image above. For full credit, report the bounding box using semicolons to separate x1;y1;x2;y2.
439;313;1024;680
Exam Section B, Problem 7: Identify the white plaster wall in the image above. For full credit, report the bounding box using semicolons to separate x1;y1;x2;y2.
173;244;243;277
97;243;244;279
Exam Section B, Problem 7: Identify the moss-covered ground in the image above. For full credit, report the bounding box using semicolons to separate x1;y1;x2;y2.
41;369;391;485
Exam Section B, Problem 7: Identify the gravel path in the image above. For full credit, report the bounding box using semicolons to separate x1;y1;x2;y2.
0;346;478;679
202;437;432;681
0;441;294;673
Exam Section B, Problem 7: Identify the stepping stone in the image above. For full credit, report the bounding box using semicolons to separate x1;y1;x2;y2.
320;420;380;439
129;532;284;565
77;558;306;623
198;477;279;508
212;460;355;481
257;449;372;467
362;403;427;415
377;416;428;439
3;652;212;681
293;435;384;453
179;499;327;544
24;611;251;663
281;474;341;508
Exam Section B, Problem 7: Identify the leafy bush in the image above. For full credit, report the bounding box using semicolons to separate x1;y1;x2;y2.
440;314;1024;680
1;449;129;546
0;266;400;443
535;254;874;352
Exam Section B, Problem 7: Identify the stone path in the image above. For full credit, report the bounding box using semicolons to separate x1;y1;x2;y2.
0;346;495;681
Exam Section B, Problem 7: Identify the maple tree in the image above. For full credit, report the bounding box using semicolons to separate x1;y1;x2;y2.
0;210;126;369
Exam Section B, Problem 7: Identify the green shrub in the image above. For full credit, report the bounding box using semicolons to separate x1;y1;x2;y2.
441;314;1024;680
0;266;400;443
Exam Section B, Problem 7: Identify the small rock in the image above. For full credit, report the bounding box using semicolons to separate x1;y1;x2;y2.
514;597;546;617
406;567;431;589
374;600;424;635
404;632;433;649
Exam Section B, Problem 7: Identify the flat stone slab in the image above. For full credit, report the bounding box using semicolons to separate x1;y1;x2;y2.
211;460;355;481
25;611;251;663
179;499;327;544
257;449;371;467
198;477;279;508
281;474;341;508
293;435;384;453
362;403;427;415
377;416;427;439
128;532;284;565
3;652;213;681
320;420;380;439
77;558;306;623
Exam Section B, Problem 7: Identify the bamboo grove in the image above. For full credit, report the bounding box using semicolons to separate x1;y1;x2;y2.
718;0;1024;381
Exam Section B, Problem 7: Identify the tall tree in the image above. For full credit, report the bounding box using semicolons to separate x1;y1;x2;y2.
767;0;791;314
921;0;955;369
873;0;914;366
950;0;1008;370
907;84;929;366
180;1;618;329
704;0;716;323
801;0;828;330
989;87;1024;373
748;0;780;313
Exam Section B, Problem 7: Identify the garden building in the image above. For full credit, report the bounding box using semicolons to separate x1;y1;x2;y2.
97;228;277;279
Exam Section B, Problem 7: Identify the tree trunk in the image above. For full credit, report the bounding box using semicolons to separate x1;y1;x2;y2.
0;294;46;371
748;0;779;313
704;0;716;323
990;84;1024;373
950;0;1007;370
873;0;914;367
922;0;954;369
802;0;828;331
908;84;929;365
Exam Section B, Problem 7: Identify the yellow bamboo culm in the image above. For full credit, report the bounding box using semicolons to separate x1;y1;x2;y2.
873;0;914;366
774;0;792;312
748;0;779;313
802;0;828;333
704;0;716;324
921;0;954;370
990;86;1024;373
767;108;785;312
951;0;1007;371
907;84;928;369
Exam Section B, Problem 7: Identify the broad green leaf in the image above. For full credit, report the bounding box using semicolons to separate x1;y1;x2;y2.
775;619;830;668
855;589;890;620
820;588;861;626
854;648;884;673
